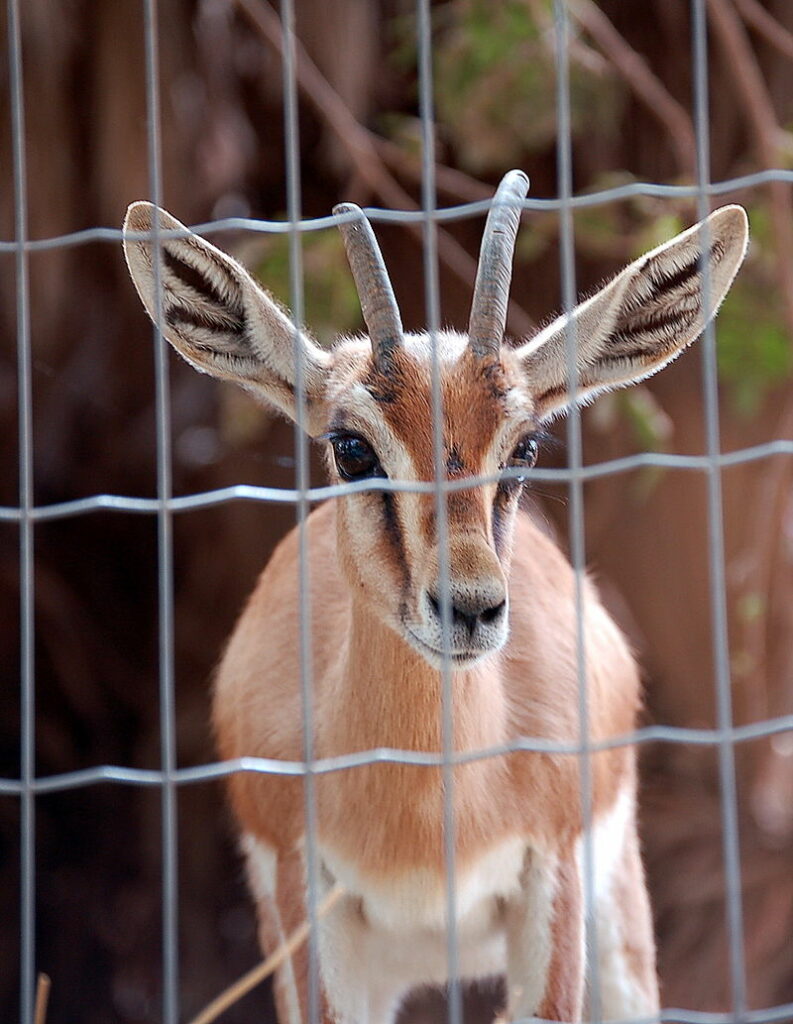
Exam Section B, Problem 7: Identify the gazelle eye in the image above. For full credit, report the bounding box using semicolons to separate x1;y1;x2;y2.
503;435;539;485
330;434;384;481
509;435;539;469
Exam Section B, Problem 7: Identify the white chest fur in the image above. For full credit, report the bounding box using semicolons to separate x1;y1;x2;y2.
320;834;527;933
241;789;635;1024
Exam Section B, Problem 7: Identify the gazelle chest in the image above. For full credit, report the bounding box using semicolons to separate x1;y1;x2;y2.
319;834;527;934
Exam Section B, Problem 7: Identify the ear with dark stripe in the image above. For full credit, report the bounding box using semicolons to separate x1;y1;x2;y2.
123;202;331;435
517;205;749;420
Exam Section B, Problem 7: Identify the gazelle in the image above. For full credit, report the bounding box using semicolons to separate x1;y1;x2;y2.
123;172;748;1024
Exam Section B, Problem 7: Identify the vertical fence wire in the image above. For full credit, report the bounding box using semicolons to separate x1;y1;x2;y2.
280;2;322;1022
553;2;602;1018
8;0;35;1020
415;4;463;1024
141;1;180;1021
691;2;748;1016
9;0;793;1021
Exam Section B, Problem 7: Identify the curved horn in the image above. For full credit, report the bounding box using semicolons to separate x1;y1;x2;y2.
335;203;403;370
468;169;529;358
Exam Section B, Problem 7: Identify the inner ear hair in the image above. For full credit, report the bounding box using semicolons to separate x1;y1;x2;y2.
519;204;749;420
123;201;331;433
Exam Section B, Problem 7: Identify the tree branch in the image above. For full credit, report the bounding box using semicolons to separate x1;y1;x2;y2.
707;0;793;337
734;0;793;63
231;0;535;336
570;0;696;178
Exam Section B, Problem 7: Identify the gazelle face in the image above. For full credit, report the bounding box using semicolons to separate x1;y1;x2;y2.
322;332;537;666
122;170;748;672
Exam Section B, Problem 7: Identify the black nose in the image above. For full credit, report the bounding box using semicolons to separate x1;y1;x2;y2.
427;592;507;637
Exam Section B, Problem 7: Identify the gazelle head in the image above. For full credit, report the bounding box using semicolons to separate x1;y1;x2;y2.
123;172;748;668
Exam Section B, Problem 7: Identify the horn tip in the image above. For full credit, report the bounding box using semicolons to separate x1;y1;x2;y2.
333;202;363;219
502;169;530;196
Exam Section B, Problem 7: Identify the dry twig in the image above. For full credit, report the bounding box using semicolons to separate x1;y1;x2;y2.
34;974;51;1024
189;884;344;1024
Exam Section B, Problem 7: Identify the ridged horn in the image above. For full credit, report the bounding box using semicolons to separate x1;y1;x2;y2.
335;203;403;370
468;169;529;358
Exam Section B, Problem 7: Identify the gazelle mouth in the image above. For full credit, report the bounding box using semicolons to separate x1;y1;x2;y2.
404;628;491;667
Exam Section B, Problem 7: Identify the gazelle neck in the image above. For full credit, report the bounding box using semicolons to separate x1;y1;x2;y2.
321;594;509;757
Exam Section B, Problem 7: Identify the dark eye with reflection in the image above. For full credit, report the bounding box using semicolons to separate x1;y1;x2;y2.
329;434;385;481
505;435;540;484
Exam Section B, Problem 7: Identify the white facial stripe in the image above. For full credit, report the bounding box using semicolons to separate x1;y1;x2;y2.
326;381;420;487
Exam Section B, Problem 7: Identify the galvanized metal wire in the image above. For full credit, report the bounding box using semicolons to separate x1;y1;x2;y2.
552;3;603;1018
5;168;793;254
8;0;36;1020
414;3;467;1021
138;3;181;1022
8;1;793;1022
279;2;324;1021
691;1;748;1014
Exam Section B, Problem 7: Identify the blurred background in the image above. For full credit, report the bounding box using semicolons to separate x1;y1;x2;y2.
2;1;792;1021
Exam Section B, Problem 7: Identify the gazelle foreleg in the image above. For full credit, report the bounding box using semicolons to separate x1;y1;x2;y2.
504;849;585;1022
594;825;659;1020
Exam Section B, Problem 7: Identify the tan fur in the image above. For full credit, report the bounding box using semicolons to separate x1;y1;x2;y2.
216;495;645;1022
122;192;750;1023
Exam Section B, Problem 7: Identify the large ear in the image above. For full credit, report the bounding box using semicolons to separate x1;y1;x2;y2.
123;202;331;435
517;205;749;420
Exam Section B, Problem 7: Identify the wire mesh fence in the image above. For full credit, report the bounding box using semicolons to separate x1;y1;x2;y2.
5;1;793;1023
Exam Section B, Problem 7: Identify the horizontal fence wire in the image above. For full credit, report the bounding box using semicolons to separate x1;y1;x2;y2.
3;715;793;796
9;0;793;1021
3;444;793;522
4;167;793;252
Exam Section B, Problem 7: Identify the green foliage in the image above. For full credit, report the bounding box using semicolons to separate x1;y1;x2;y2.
397;0;624;174
252;230;363;346
716;277;792;417
737;591;766;624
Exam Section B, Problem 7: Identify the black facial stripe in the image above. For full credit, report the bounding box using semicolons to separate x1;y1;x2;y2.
381;491;410;591
363;362;405;405
492;484;517;556
492;491;506;556
446;444;465;476
365;382;398;404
